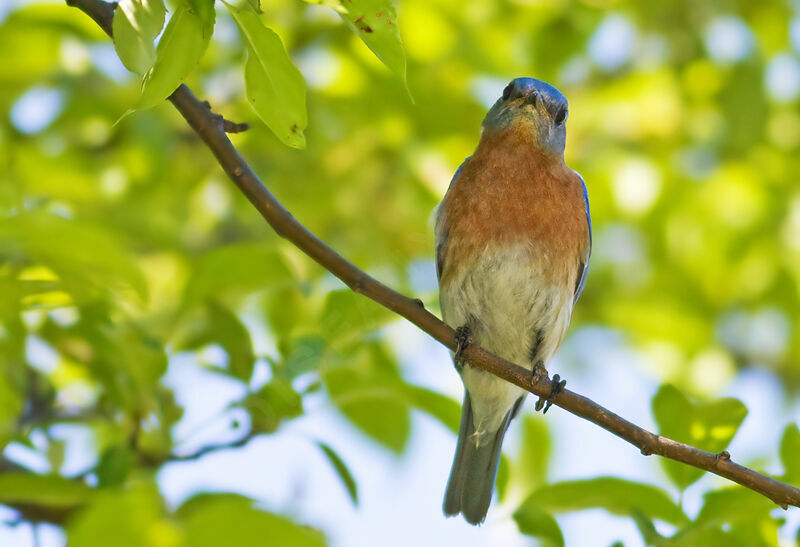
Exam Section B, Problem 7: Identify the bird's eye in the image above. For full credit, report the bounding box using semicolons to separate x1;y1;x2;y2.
502;84;513;100
554;107;567;125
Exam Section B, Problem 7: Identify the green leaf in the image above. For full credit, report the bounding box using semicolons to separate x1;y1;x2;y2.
0;473;91;508
174;301;256;382
302;0;346;14
95;444;133;487
0;372;24;451
338;0;408;92
780;423;800;481
515;415;552;493
495;454;510;501
530;477;688;526
67;481;178;547
630;511;668;547
178;494;326;547
46;438;67;473
278;335;325;379
315;441;358;505
694;487;775;527
652;384;748;490
112;0;166;74
513;498;564;547
40;317;168;410
135;0;215;110
319;289;396;347
401;384;460;432
225;2;308;148
264;285;310;340
0;212;147;301
183;243;294;309
323;342;410;453
242;378;303;433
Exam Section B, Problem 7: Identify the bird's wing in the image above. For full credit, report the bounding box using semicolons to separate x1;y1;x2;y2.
436;157;469;280
573;172;592;304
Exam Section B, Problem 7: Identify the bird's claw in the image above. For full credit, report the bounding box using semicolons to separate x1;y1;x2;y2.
535;373;566;414
454;325;471;367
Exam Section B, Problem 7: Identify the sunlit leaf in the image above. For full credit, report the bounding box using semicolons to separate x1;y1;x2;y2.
338;0;408;92
316;441;358;505
112;0;166;74
225;1;307;148
652;384;747;490
135;0;215;110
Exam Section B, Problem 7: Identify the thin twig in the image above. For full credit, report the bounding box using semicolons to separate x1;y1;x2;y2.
65;0;800;512
168;431;259;463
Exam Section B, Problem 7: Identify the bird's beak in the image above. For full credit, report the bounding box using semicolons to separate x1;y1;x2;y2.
523;91;539;108
522;91;550;121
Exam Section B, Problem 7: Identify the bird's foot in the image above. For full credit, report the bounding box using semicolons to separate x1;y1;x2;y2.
453;325;471;368
534;367;566;415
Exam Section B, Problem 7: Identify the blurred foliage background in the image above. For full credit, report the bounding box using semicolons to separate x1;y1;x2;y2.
1;0;800;545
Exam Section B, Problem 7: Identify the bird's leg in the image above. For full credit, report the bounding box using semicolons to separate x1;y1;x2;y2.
453;325;472;369
533;361;566;414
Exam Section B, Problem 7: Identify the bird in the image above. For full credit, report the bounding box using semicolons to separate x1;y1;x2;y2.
435;77;592;525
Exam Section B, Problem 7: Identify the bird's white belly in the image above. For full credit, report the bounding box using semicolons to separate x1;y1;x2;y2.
440;244;573;438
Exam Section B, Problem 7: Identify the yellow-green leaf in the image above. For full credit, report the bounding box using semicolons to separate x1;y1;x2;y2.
112;0;166;74
302;0;346;14
0;473;91;508
0;212;147;300
135;0;215;110
226;2;308;148
652;384;747;490
339;0;408;91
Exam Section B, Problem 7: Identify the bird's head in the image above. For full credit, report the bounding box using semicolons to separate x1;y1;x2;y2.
482;77;569;156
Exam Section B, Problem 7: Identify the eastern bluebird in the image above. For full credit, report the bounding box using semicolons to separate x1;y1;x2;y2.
435;77;591;524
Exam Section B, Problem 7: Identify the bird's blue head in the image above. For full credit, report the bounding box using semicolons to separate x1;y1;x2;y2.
482;77;569;156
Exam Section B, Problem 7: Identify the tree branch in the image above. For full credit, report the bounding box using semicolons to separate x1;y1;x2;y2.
65;0;800;511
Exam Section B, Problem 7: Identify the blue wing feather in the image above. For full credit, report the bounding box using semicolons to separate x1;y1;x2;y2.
573;173;592;303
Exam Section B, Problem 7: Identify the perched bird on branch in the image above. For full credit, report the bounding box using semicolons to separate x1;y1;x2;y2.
435;77;592;525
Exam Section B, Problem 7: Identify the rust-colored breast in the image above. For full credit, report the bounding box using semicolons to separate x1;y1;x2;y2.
437;128;589;287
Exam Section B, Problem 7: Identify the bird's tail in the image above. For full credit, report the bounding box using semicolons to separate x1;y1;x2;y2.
443;393;521;525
